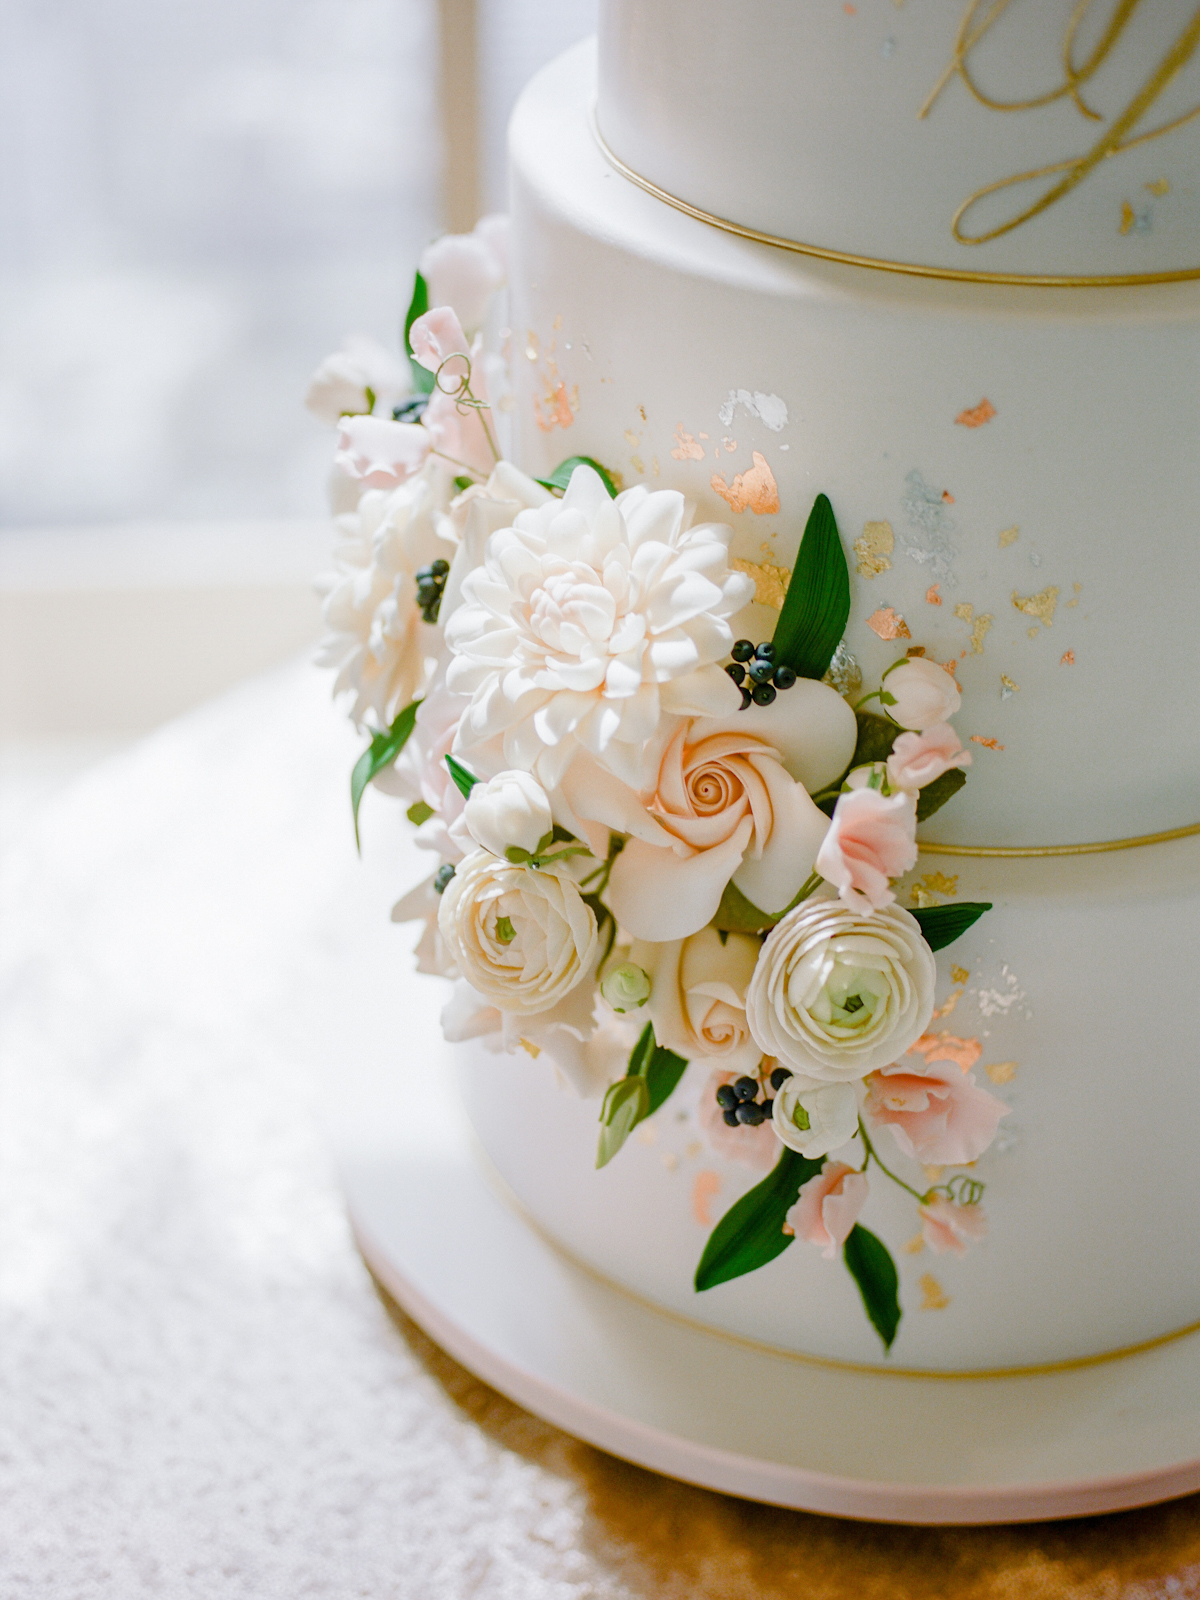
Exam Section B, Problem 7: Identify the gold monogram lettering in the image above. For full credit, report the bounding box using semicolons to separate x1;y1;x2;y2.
922;0;1200;246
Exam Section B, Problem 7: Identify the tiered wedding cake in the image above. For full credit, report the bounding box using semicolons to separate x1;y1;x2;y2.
309;0;1200;1375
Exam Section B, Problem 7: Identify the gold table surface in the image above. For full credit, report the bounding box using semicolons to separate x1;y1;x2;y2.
3;664;1196;1598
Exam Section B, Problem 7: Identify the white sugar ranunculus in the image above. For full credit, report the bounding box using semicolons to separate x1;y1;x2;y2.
631;925;763;1074
304;335;408;426
437;850;598;1015
881;656;961;730
746;890;936;1082
462;769;554;860
419;229;506;334
334;414;432;489
445;465;753;790
439;462;554;625
772;1075;860;1159
316;468;448;727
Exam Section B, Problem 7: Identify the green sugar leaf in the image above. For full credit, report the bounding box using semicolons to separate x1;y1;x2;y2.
351;701;421;851
645;1043;688;1116
842;1224;902;1352
916;765;968;822
536;455;620;499
444;753;480;799
694;1147;823;1292
712;879;776;933
852;711;900;768
406;801;434;826
910;900;992;951
771;493;851;681
403;269;435;395
596;1075;651;1169
453;474;474;492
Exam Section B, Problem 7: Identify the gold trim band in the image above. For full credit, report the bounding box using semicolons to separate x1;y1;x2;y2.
919;820;1200;857
591;114;1200;288
470;1129;1200;1381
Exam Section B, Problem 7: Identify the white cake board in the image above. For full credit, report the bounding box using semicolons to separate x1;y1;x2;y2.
330;1014;1200;1526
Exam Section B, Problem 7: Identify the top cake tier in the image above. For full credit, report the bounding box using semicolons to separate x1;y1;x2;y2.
597;0;1200;281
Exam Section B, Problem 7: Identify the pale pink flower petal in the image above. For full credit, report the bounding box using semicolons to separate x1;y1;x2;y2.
787;1161;869;1259
886;723;972;793
881;656;961;730
815;786;918;912
863;1060;1007;1165
920;1195;988;1255
409;306;471;375
334;415;431;488
419;234;505;332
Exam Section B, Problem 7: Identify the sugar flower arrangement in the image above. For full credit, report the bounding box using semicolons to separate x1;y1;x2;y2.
306;219;1005;1351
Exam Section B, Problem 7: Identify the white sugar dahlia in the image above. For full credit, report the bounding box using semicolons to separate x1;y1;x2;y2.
444;466;754;789
316;469;449;728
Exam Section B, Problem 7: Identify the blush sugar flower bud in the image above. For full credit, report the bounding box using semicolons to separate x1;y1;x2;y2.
462;769;554;861
600;963;651;1013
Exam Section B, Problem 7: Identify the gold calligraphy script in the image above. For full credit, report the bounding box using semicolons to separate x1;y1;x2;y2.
921;0;1200;246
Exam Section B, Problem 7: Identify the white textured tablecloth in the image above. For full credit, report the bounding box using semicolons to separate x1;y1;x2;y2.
3;663;1198;1599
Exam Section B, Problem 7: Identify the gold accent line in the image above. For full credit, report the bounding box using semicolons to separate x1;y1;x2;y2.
920;821;1200;857
468;1126;1200;1382
590;113;1200;288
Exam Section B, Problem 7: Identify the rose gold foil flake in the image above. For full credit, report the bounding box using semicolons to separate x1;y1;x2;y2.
955;398;997;428
941;658;959;677
903;1234;926;1255
910;1031;983;1072
671;425;705;462
698;431;709;440
1147;177;1170;195
691;1170;721;1228
969;615;993;654
951;965;970;984
1013;585;1059;627
999;525;1019;547
954;602;974;623
1121;200;1136;235
926;584;942;605
1061;649;1076;665
866;607;911;641
722;437;738;452
731;557;792;610
710;451;780;515
854;520;894;577
942;490;955;504
920;1274;951;1311
535;381;575;434
986;1061;1019;1085
971;734;1005;750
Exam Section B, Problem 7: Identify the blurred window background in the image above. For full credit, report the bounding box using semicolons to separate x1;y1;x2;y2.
0;0;593;831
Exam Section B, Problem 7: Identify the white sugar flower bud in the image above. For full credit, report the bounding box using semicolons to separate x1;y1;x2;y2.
462;769;554;861
879;656;961;731
772;1076;860;1159
601;963;651;1013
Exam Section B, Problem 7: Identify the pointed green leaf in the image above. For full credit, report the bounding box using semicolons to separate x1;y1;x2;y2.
403;269;435;395
712;878;776;933
916;765;968;822
695;1147;823;1291
536;455;619;499
771;494;851;681
852;711;900;767
645;1044;688;1116
596;1075;651;1168
351;701;421;851
626;1022;655;1079
842;1224;902;1351
910;900;992;951
444;753;480;799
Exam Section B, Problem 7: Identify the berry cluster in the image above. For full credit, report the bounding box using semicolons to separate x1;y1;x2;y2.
433;862;456;894
725;640;798;709
415;559;450;624
715;1066;790;1126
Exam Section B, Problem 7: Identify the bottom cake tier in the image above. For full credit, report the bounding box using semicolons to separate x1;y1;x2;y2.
457;835;1200;1373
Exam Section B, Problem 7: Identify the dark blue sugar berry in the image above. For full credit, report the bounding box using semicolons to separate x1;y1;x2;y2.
733;1076;759;1102
751;682;777;706
725;662;746;686
761;1099;774;1116
715;1084;738;1110
737;1101;766;1125
722;1108;740;1128
753;641;776;662
772;664;797;690
433;863;456;894
430;558;450;577
731;639;754;663
747;659;775;684
770;1066;790;1091
739;687;753;710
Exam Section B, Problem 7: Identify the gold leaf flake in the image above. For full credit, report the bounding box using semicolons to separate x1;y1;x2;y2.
636;1123;657;1145
903;1234;926;1255
517;1037;541;1058
920;871;959;898
638;404;647;422
955;398;996;428
525;330;540;361
971;734;1005;751
951;965;970;984
911;886;939;909
661;1151;678;1171
685;1141;702;1160
920;1274;951;1311
1001;673;1019;693
711;451;780;514
1028;627;1040;639
1013;585;1059;626
926;583;942;605
854;520;894;577
652;457;660;477
631;454;645;475
1120;200;1136;235
998;525;1019;547
552;313;563;330
954;602;974;623
923;1166;944;1182
1147;178;1170;195
731;557;791;610
931;988;963;1020
986;1061;1018;1085
969;614;994;654
1061;649;1076;665
670;424;705;462
866;607;911;641
906;645;926;657
624;429;640;447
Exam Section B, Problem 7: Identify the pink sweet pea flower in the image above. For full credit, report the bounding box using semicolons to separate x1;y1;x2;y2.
814;786;918;912
786;1161;869;1259
886;723;972;793
333;415;431;488
920;1195;988;1255
863;1060;1007;1166
409;306;471;377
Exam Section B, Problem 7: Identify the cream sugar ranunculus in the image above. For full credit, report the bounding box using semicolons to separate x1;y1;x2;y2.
771;1075;861;1159
630;925;763;1074
746;891;936;1082
444;465;754;790
437;849;599;1016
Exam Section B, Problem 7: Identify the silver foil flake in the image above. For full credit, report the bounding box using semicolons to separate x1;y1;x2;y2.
900;469;959;582
822;640;862;698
